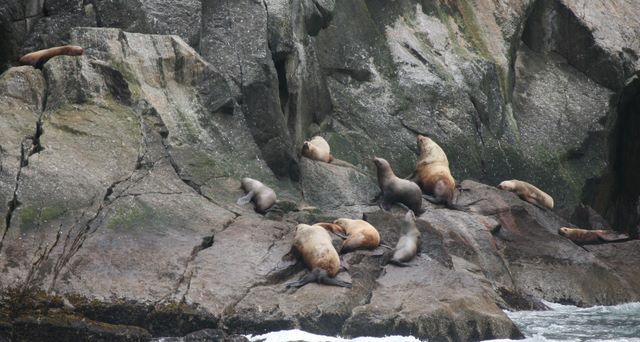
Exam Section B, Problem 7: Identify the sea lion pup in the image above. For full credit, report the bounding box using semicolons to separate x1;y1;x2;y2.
388;210;421;267
497;179;554;210
558;227;630;245
236;177;276;213
286;224;352;289
317;219;381;253
301;136;334;163
19;45;84;69
373;157;423;214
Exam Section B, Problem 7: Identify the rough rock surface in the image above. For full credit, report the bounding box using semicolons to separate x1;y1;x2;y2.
0;0;639;341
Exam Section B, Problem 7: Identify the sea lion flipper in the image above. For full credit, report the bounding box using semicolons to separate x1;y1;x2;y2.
236;190;255;205
322;277;352;288
597;231;630;242
422;194;440;204
285;272;316;289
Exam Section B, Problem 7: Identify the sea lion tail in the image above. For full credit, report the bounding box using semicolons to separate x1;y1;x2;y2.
236;190;255;205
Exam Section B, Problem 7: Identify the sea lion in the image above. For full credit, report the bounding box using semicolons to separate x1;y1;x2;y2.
373;157;423;214
411;135;476;210
317;219;381;253
497;179;554;210
19;45;84;69
558;227;630;245
286;224;352;289
236;177;276;213
301;136;334;163
388;210;421;267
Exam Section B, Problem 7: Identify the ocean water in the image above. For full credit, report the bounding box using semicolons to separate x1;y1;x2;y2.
247;301;640;342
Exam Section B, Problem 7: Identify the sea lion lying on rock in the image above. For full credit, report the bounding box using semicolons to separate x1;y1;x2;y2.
286;224;352;289
497;179;554;210
236;178;276;214
301;136;334;163
373;157;423;214
558;227;630;245
19;45;84;69
317;218;381;253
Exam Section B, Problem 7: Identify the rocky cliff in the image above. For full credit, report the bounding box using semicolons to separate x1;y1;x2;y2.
0;1;639;341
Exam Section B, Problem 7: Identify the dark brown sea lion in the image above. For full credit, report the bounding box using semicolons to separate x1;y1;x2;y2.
498;179;554;210
236;178;276;213
373;157;423;214
558;227;630;245
19;45;84;69
286;224;352;289
317;218;381;253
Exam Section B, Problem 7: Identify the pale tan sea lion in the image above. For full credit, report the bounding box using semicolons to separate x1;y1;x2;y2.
389;210;421;266
301;136;334;163
19;45;84;68
317;218;381;253
373;157;423;214
497;179;554;209
286;224;352;289
236;177;277;213
558;227;630;245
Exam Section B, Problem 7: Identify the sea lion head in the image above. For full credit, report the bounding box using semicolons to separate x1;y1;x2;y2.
373;157;389;169
558;227;570;237
240;177;252;190
416;135;432;152
404;210;415;222
497;180;514;191
66;45;84;56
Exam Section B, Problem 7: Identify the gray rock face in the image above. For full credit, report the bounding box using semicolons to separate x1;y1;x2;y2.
1;0;640;341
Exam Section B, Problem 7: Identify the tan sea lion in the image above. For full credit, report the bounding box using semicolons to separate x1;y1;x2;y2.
411;135;476;210
558;227;630;245
389;210;421;266
286;224;352;289
497;179;554;209
317;218;381;253
301;136;334;163
19;45;84;69
236;177;276;213
373;157;423;214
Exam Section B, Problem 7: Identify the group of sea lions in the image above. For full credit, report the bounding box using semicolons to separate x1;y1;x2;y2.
236;134;633;288
15;45;631;288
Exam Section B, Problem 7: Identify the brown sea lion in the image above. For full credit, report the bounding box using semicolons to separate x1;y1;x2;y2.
497;180;554;209
286;224;352;289
236;178;277;213
19;45;84;69
410;135;476;210
558;227;630;245
373;157;423;214
301;136;334;163
389;210;421;267
317;218;381;253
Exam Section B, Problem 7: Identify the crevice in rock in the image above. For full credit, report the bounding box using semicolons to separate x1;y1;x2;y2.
585;76;640;238
273;56;289;119
402;42;429;66
0;137;30;253
327;68;372;82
